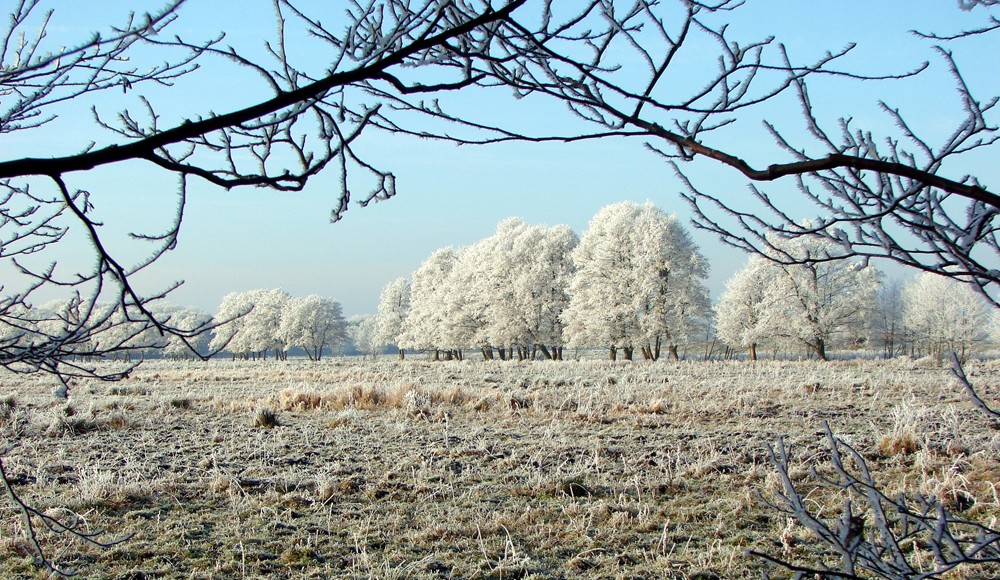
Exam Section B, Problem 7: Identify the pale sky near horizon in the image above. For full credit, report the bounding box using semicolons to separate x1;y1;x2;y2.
3;1;996;316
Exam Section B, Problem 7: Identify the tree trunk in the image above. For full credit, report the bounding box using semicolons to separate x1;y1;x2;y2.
749;343;757;361
668;344;679;360
623;346;634;361
609;346;617;361
398;348;405;361
812;338;828;361
538;344;553;360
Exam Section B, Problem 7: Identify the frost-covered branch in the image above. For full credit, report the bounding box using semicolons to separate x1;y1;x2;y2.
754;422;1000;579
0;449;132;577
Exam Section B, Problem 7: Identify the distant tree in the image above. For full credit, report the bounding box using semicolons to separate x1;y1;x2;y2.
348;314;380;359
505;222;577;360
714;256;783;361
872;279;908;358
279;295;347;361
563;203;647;359
441;237;493;357
632;206;711;360
375;278;411;360
902;272;991;363
447;219;523;360
210;289;290;360
157;305;212;358
563;202;710;360
97;302;212;360
53;302;164;362
447;218;577;361
765;233;879;361
398;248;457;360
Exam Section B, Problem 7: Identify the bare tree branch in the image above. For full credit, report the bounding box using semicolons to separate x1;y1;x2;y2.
755;421;1000;579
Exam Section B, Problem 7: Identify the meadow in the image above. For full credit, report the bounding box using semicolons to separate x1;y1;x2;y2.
0;356;997;578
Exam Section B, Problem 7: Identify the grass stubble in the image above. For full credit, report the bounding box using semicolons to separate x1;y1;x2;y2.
0;356;996;578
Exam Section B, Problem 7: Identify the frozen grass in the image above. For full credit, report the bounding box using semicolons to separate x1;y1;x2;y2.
0;357;997;578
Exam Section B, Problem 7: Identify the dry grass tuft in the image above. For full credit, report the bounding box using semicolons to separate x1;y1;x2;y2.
877;432;920;456
0;394;15;426
322;384;388;409
875;402;927;456
253;408;279;428
46;411;100;436
168;397;193;410
277;387;323;411
105;411;131;430
644;399;670;414
472;396;493;411
431;385;472;407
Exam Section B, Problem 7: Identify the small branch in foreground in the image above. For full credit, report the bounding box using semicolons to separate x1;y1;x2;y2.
0;451;133;577
754;420;1000;579
950;352;1000;425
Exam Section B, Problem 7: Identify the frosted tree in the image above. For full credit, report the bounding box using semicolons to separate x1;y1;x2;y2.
209;293;250;356
461;218;528;359
563;202;709;360
279;295;347;361
77;304;164;361
632;207;711;360
210;289;290;360
872;279;907;358
398;248;457;360
902;272;991;363
375;278;411;360
97;302;212;360
155;305;212;359
563;203;645;359
714;256;784;361
456;218;579;361
441;238;493;358
507;223;578;360
348;314;380;359
766;233;879;360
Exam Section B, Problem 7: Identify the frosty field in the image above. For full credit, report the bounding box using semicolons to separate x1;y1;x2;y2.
0;357;998;578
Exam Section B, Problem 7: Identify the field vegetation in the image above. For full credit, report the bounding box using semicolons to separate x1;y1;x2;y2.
1;356;998;578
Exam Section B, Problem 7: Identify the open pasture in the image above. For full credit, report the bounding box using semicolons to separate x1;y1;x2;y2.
0;357;998;578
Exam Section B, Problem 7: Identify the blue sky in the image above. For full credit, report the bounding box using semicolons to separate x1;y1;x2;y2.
4;1;997;315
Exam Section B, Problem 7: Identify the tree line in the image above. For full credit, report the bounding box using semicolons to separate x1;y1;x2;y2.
375;204;998;363
27;201;992;364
